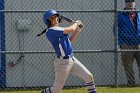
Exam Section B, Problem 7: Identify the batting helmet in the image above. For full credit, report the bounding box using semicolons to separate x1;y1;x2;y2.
43;9;59;26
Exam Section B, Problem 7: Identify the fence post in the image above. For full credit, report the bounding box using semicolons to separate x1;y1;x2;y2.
114;0;118;87
0;0;6;88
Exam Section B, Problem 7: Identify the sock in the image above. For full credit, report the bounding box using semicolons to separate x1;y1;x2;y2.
86;82;96;93
41;87;52;93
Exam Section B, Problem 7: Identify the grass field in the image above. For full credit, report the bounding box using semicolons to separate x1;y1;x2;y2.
0;87;140;93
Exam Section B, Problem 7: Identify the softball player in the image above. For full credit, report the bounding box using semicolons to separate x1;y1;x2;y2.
40;9;96;93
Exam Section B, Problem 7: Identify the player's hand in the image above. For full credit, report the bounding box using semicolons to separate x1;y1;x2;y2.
74;20;83;32
75;20;81;26
75;20;84;29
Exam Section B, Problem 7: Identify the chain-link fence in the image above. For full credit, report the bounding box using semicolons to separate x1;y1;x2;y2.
0;0;140;93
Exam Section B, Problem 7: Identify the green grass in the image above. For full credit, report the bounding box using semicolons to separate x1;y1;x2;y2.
0;87;140;93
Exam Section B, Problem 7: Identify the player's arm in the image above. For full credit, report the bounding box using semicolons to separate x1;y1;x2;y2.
69;26;82;43
63;21;80;34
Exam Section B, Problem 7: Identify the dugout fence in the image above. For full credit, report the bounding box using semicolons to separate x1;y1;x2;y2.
0;0;140;93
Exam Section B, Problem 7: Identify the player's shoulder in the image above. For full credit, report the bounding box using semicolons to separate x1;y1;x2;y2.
49;26;64;31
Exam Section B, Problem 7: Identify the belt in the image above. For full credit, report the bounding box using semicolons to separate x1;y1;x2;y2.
57;54;73;59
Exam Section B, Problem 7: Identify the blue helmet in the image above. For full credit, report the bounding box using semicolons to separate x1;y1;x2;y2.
43;9;59;26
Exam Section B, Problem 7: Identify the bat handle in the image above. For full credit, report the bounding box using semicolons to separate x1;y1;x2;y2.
73;21;83;28
79;24;83;28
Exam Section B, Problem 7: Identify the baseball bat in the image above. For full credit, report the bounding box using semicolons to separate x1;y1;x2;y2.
59;15;84;28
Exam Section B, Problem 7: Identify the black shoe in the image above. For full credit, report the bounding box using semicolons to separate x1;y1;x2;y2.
127;81;135;87
40;87;52;93
40;89;47;93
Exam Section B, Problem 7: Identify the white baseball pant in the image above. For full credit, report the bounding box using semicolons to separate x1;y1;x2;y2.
48;56;94;93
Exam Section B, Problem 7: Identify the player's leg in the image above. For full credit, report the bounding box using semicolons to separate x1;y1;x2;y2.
51;59;74;93
121;47;135;86
70;57;96;93
41;58;74;93
135;46;140;79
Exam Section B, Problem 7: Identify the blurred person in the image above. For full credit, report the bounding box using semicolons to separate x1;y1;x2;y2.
115;0;140;86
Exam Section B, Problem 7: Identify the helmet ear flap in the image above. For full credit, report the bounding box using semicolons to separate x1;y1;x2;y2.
46;20;51;28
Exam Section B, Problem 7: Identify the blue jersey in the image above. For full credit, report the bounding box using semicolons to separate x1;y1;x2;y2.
46;27;73;57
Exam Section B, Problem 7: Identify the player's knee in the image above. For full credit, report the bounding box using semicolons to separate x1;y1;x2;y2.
89;73;94;81
85;73;94;83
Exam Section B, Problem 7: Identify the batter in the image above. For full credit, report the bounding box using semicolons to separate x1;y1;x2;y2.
40;9;96;93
